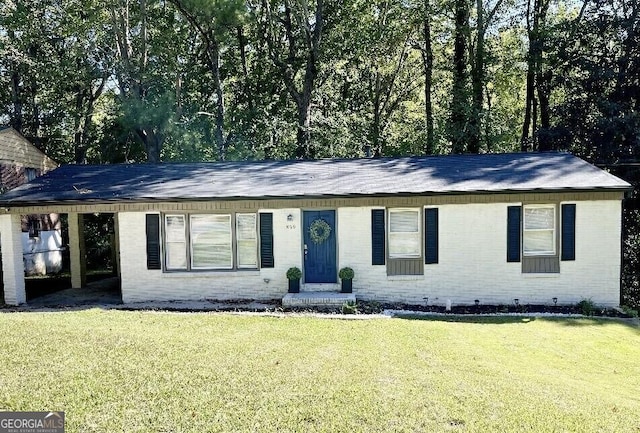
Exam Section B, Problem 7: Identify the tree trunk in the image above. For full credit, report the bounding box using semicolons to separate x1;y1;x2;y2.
209;37;226;161
74;89;88;164
521;67;534;151
422;0;435;155
449;0;470;154
136;128;163;163
295;99;313;158
237;26;254;113
521;0;549;151
370;72;382;157
469;0;484;154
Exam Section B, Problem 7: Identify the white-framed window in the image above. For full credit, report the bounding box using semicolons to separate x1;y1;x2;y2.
523;205;556;256
165;215;187;270
190;214;232;269
163;213;258;271
388;208;421;258
236;213;258;269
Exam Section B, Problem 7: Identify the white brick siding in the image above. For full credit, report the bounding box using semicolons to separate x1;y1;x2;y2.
338;201;621;307
118;209;302;302
118;200;621;307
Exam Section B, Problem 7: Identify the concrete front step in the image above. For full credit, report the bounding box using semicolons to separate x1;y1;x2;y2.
282;291;356;308
302;283;340;292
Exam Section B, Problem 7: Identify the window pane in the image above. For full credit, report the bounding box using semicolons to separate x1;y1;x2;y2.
524;230;554;254
390;211;419;233
166;242;187;269
389;233;421;257
237;240;258;268
165;215;185;242
237;214;256;240
165;215;187;270
191;215;232;269
237;214;257;268
524;207;554;230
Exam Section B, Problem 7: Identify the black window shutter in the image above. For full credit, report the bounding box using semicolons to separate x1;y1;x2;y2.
145;214;161;270
507;206;521;263
371;209;386;265
425;208;439;264
259;213;274;268
561;204;576;261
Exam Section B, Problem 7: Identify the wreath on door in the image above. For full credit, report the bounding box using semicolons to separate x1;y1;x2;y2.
309;219;332;244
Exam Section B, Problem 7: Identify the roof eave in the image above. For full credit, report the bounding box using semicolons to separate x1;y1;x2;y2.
0;186;630;209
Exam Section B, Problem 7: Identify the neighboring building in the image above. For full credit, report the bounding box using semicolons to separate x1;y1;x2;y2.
0;126;61;275
0;152;631;306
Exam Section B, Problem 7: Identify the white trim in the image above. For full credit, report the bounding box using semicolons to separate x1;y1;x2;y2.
164;214;187;270
388;207;421;259
162;270;260;278
523;204;556;256
236;213;258;269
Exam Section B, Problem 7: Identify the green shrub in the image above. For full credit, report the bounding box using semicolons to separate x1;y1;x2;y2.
620;305;639;318
341;301;358;314
286;267;302;280
576;298;596;316
339;267;354;280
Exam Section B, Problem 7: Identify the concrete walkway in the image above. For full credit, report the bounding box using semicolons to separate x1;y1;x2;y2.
27;277;122;307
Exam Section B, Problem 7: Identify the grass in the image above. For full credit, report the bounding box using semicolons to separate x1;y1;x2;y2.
0;310;639;432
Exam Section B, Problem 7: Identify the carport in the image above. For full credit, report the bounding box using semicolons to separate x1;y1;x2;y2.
1;211;121;305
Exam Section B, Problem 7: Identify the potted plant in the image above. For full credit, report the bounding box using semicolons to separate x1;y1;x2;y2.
339;267;354;293
286;267;302;293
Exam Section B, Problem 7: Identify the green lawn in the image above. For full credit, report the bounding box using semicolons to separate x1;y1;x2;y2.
0;310;639;432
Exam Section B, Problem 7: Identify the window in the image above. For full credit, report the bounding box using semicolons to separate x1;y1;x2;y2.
25;168;37;182
523;205;556;256
236;214;258;268
388;208;421;258
165;215;187;270
163;213;258;271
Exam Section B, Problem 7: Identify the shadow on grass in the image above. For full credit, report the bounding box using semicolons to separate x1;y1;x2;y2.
393;314;537;325
394;313;640;331
552;317;640;330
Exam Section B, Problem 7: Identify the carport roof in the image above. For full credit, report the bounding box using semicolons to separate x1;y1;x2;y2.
0;152;631;206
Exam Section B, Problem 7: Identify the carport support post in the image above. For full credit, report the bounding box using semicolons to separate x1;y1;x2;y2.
68;213;87;288
0;213;26;305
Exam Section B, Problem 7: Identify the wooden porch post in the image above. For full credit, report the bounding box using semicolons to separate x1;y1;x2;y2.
68;213;87;288
0;214;26;305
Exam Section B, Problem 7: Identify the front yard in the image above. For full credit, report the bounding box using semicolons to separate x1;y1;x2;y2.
0;310;638;432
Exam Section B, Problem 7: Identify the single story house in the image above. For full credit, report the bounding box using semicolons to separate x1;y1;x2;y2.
0;152;631;306
0;126;62;276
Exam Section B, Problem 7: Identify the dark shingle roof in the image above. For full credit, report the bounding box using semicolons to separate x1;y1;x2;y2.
0;153;630;206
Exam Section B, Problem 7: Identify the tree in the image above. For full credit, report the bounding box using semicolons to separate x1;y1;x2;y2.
550;0;639;304
255;0;328;158
415;0;436;154
449;0;471;154
520;0;550;151
468;0;507;153
109;0;180;162
170;0;245;160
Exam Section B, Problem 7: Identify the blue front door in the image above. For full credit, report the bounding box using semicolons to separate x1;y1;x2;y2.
303;210;337;283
